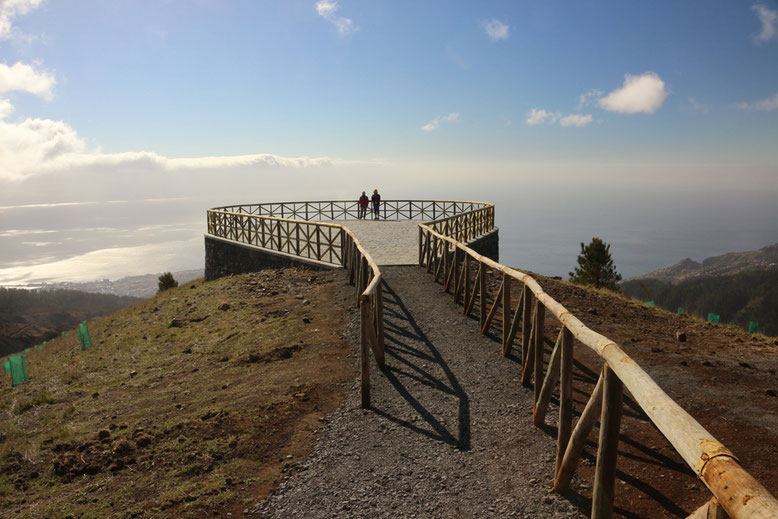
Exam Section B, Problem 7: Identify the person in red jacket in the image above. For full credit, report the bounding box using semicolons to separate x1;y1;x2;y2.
371;189;381;220
358;191;369;219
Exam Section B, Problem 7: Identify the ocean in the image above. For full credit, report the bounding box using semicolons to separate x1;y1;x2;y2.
1;183;776;286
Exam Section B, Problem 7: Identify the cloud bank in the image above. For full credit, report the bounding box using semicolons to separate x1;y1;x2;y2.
598;72;668;114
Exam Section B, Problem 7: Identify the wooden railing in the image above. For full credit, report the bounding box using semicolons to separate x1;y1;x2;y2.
207;210;345;265
418;217;778;519
207;200;493;407
210;199;492;222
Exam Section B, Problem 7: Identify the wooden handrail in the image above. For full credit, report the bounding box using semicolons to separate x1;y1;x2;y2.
417;219;778;519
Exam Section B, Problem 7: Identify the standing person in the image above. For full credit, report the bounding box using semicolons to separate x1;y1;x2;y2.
358;191;369;219
371;189;381;220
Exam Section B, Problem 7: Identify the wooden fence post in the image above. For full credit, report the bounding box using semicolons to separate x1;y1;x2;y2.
521;287;533;366
591;364;623;519
502;273;511;354
557;327;574;474
463;254;472;310
360;300;371;408
554;371;604;492
533;301;546;402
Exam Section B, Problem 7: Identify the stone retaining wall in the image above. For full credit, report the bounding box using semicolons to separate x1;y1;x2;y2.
204;235;333;281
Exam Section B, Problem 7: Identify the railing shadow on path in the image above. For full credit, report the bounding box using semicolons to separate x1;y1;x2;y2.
367;279;471;452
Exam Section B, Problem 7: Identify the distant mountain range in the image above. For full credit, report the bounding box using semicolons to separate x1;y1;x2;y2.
627;243;778;284
32;269;204;299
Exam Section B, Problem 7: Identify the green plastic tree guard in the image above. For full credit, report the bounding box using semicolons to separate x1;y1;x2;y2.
748;321;758;334
10;355;28;386
677;307;685;315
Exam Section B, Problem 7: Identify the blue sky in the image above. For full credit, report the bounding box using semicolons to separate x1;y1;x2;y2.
4;0;778;162
1;1;777;282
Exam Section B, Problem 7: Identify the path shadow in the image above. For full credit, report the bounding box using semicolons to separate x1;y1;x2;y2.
370;279;471;451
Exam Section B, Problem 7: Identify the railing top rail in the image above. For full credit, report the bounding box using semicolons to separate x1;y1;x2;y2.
209;199;493;213
418;221;778;518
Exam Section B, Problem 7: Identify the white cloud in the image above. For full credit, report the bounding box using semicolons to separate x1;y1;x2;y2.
421;112;459;132
0;61;56;100
0;97;12;118
527;108;592;127
687;97;709;113
315;0;356;37
0;0;44;39
0;111;354;181
736;92;778;111
482;19;509;41
0;117;85;180
559;113;593;127
526;108;558;126
577;89;603;110
753;4;777;43
597;72;668;114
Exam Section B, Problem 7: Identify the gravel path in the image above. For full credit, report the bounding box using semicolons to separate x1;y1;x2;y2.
254;266;586;518
336;221;419;266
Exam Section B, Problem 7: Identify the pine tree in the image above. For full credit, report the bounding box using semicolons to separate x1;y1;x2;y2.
569;237;622;290
158;272;178;293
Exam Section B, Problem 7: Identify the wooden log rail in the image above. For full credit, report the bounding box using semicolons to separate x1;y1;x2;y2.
417;221;778;519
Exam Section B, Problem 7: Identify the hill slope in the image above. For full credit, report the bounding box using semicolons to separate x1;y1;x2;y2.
622;269;778;336
0;268;355;519
628;243;778;283
0;288;143;357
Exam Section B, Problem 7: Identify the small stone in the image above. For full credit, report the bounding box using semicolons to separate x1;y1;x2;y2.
168;318;185;328
218;302;231;311
676;332;687;342
302;317;311;324
130;370;138;378
587;308;597;315
97;429;111;440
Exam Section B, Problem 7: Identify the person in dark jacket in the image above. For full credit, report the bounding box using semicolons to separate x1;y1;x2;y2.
371;189;381;220
358;191;369;219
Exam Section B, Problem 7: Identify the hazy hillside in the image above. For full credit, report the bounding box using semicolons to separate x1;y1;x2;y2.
628;243;778;283
623;269;778;336
37;269;205;299
0;288;142;356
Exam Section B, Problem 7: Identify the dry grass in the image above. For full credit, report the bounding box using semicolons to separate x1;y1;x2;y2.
0;268;355;518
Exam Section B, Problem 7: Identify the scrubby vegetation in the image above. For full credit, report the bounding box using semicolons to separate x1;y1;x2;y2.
0;287;140;321
622;269;778;336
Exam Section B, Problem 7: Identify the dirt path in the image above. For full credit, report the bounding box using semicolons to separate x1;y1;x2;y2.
254;266;585;518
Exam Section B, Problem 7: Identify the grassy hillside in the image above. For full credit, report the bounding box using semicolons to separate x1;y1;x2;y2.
0;268;354;519
0;288;142;357
623;269;778;336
